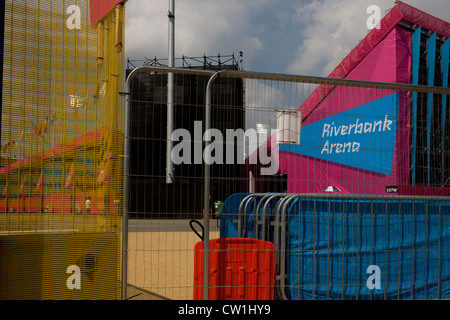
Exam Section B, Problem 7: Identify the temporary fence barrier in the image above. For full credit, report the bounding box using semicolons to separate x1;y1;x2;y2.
121;60;450;300
3;1;450;302
220;193;450;300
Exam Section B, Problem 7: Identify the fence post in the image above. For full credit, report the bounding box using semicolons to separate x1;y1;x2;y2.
122;66;153;300
203;71;221;300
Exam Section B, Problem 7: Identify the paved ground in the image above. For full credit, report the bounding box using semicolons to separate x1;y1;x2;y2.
126;219;220;300
126;284;170;300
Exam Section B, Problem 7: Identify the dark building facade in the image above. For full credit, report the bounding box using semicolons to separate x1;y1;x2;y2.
127;56;245;218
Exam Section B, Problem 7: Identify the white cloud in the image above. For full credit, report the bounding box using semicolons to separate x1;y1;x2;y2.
125;0;269;68
286;0;393;76
286;0;450;76
124;0;450;74
124;1;167;60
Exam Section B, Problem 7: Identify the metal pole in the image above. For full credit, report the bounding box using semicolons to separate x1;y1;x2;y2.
203;71;221;300
166;0;175;183
121;71;132;300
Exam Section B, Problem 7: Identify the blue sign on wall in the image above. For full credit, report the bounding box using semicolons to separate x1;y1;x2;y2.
278;94;399;175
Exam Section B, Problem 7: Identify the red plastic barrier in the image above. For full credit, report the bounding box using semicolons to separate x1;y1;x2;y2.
194;238;274;300
43;195;71;214
24;196;41;212
9;198;23;212
202;209;212;220
0;199;7;212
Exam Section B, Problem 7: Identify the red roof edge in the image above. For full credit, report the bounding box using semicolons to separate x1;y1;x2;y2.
89;0;127;28
397;1;450;38
298;4;404;119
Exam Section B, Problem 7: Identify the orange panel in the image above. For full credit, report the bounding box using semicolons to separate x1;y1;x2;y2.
9;198;23;213
24;197;41;213
43;195;71;214
0;199;7;212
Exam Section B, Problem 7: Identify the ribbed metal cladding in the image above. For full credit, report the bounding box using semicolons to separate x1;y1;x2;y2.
0;0;125;300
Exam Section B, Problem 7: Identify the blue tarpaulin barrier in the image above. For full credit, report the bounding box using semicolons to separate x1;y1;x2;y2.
220;194;450;300
220;193;250;238
286;198;450;300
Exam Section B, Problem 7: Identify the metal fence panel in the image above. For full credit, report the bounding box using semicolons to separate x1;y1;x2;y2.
220;194;450;300
282;195;450;300
123;61;450;300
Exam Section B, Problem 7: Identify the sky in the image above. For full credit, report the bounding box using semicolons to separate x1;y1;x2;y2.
124;0;450;77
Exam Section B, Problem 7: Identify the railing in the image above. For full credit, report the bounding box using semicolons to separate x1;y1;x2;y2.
123;65;450;300
221;193;450;300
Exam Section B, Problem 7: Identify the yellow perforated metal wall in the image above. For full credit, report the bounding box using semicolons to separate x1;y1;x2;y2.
0;0;125;299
